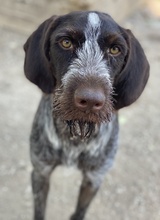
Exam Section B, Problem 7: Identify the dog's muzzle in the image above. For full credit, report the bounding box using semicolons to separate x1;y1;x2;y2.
52;74;113;139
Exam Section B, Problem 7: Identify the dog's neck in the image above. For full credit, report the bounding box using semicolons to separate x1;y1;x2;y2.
52;116;100;144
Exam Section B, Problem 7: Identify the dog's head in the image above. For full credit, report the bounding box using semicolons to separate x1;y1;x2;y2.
24;11;149;138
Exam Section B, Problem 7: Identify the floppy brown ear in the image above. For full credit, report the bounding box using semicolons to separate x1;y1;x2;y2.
113;29;150;110
23;16;58;93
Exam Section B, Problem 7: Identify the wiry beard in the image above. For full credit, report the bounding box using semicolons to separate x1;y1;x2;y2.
66;120;95;139
52;75;114;140
53;95;113;139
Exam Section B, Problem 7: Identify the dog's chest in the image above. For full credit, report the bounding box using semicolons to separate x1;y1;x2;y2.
45;118;114;167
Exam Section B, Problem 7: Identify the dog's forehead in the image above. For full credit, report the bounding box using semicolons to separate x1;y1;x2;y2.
56;11;120;35
87;12;101;29
86;12;118;30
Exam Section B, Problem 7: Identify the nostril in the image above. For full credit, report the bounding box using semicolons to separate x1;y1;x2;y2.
74;97;88;110
93;101;104;110
80;100;87;106
95;103;101;107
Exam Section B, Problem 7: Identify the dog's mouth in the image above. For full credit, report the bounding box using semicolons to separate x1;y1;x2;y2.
66;120;95;139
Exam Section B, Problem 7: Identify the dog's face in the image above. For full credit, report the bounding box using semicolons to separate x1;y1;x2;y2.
24;11;149;138
49;12;128;82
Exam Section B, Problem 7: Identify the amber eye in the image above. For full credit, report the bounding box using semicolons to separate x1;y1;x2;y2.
59;38;73;49
109;46;121;55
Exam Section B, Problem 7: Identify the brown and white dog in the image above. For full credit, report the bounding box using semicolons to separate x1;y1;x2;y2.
24;11;149;220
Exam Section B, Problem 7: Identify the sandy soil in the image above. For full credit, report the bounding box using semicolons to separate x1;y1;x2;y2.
0;8;160;220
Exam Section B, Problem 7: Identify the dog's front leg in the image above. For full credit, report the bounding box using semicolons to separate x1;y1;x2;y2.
31;163;56;220
31;170;50;220
71;171;103;220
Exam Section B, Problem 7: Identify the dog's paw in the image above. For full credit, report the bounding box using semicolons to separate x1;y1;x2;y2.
70;212;85;220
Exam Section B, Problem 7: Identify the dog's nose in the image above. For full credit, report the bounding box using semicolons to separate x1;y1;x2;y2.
74;87;105;112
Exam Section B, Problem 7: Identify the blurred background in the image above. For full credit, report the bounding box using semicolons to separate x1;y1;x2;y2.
0;0;160;219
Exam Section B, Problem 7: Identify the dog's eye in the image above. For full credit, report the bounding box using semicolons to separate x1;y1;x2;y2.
109;46;121;56
59;38;73;49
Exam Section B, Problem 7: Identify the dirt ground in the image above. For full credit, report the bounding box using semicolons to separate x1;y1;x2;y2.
0;8;160;220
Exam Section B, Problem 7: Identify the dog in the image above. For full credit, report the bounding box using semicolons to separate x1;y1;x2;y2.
23;11;149;220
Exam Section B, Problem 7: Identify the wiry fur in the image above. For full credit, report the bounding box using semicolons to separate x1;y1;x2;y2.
23;11;149;220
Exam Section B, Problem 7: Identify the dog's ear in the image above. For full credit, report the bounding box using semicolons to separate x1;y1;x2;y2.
113;29;149;110
23;16;58;93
